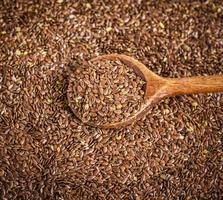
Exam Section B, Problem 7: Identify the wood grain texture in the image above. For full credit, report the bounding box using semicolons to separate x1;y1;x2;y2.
163;75;223;97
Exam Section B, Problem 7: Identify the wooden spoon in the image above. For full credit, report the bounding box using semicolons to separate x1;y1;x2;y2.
69;54;223;128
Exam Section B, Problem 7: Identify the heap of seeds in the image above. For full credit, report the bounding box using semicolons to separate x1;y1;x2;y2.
67;59;145;125
0;1;222;200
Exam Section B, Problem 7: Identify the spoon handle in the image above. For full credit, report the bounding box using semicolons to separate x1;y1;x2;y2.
164;75;223;97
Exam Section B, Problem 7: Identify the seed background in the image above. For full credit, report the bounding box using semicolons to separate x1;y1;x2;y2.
0;0;222;199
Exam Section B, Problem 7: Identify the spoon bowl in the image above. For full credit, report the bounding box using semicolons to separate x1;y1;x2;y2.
68;54;223;128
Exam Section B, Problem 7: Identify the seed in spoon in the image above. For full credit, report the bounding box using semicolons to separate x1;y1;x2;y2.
67;59;146;126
